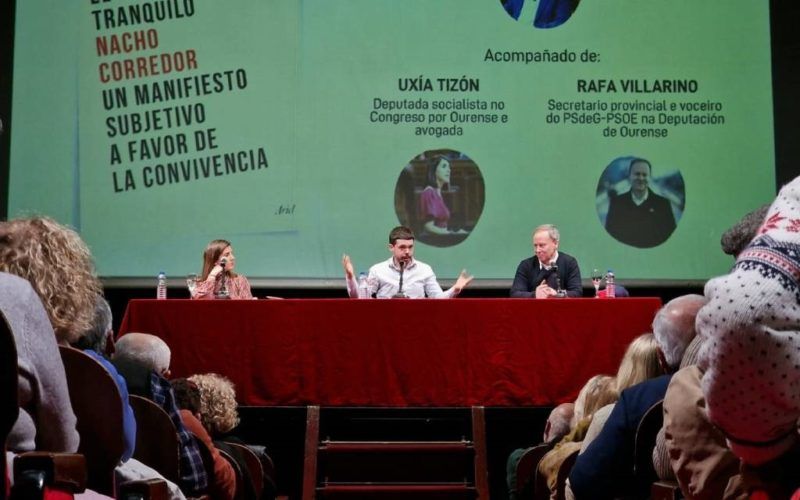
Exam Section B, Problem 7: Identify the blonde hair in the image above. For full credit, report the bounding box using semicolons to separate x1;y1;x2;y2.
572;375;618;427
615;333;662;392
188;373;240;435
0;217;101;343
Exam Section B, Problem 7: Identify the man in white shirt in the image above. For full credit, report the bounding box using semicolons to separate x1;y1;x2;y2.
342;226;472;299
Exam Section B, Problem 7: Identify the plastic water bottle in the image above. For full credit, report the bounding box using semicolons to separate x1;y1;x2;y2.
605;270;615;298
157;271;167;300
357;272;370;299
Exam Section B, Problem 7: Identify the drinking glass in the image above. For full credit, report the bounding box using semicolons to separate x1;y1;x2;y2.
591;269;602;298
186;273;198;298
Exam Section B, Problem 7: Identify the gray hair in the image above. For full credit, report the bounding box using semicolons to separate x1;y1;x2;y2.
652;294;707;370
533;224;560;243
113;332;171;374
72;295;112;353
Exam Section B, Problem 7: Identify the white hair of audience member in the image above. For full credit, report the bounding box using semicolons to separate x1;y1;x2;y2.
651;294;707;370
114;332;171;374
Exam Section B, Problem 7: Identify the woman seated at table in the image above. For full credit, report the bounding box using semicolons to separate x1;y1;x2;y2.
194;239;253;300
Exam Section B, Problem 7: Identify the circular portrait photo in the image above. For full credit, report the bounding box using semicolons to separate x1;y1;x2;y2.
499;0;581;29
394;149;485;248
596;157;685;248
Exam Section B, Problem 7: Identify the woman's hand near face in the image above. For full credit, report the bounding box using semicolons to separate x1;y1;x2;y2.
208;264;225;280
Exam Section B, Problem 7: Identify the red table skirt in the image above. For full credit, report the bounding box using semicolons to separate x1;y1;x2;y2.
119;298;661;407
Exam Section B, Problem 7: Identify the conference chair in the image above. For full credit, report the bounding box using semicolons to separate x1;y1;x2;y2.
128;395;181;485
58;345;125;496
512;442;554;500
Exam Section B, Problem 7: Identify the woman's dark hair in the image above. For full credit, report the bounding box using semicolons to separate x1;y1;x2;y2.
426;154;450;189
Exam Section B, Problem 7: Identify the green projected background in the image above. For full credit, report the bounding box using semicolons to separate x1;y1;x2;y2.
9;0;775;282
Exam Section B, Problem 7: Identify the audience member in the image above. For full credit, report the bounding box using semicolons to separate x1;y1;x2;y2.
652;203;769;499
194;239;253;300
112;333;208;496
0;217;101;344
510;224;582;298
614;332;662;393
697;176;800;495
538;375;617;498
71;296;137;463
173;378;236;500
505;403;573;500
568;294;706;499
187;373;240;437
0;272;78;455
342;225;472;298
543;403;575;445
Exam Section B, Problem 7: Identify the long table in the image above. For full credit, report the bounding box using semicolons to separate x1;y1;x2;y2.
119;298;661;407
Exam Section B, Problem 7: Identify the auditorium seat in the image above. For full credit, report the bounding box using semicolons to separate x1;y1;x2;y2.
634;400;664;491
129;395;181;485
2;311;18;499
59;345;125;495
302;406;489;499
223;442;266;500
513;443;554;500
651;479;683;500
118;477;170;500
553;448;579;500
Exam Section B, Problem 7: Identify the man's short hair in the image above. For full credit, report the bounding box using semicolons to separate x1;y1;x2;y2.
72;295;112;353
389;226;415;244
114;332;171;374
533;224;560;243
628;158;652;176
720;204;770;257
652;294;707;370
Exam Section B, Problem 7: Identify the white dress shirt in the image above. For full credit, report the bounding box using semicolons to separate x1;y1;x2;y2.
346;257;457;299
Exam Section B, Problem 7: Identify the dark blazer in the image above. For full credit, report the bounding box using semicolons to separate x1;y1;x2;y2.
510;252;582;298
569;374;672;500
605;189;676;248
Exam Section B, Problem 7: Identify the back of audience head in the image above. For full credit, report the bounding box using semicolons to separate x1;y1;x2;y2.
0;216;101;344
188;373;240;436
572;375;617;427
172;377;202;415
114;332;171;377
543;403;575;444
720;204;769;257
72;295;113;355
652;294;707;372
615;333;662;392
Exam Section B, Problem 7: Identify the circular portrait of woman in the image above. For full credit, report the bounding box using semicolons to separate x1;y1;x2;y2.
394;149;485;248
596;156;685;248
499;0;581;29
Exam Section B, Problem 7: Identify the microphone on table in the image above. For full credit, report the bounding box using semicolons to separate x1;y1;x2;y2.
551;264;566;298
216;258;230;299
393;260;407;299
